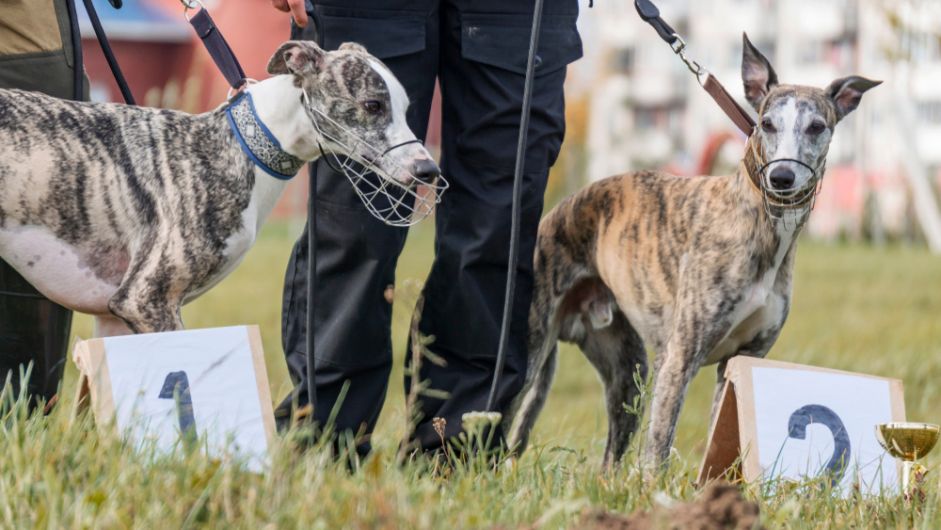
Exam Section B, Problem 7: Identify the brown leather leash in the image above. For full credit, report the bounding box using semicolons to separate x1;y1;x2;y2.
634;0;756;137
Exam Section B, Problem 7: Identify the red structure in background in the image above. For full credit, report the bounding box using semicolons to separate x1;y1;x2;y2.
696;131;740;176
79;0;442;218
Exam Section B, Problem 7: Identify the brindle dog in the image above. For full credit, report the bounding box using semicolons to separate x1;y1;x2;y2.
505;35;880;469
0;41;437;336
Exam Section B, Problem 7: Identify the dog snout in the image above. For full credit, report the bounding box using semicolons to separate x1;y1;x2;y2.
769;166;795;190
411;159;440;184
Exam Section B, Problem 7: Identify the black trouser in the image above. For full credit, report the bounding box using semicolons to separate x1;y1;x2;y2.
280;0;581;453
0;0;84;407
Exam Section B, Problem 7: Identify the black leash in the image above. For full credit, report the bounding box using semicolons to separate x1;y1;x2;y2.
484;0;546;413
77;0;136;105
65;0;85;102
306;150;317;422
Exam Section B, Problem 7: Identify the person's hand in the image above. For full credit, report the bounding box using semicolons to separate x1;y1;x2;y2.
271;0;308;28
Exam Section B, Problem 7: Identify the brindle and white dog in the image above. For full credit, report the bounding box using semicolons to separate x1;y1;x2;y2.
505;35;880;469
0;41;436;336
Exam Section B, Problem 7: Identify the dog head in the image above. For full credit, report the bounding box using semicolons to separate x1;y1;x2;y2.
741;33;880;194
267;40;439;186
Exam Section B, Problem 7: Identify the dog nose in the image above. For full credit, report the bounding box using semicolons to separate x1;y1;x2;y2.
412;159;440;184
769;166;795;190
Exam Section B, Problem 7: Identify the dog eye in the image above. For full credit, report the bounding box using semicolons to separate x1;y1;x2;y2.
806;121;826;135
362;100;384;114
761;118;777;133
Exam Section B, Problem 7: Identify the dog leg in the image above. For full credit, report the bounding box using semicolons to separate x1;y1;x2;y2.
577;310;647;470
95;315;134;337
505;343;558;453
109;292;183;334
506;207;598;453
108;241;186;334
642;344;700;467
642;294;737;467
505;269;561;452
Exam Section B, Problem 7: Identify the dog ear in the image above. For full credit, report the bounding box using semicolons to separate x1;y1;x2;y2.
826;76;881;121
338;42;368;54
267;41;325;76
741;33;778;112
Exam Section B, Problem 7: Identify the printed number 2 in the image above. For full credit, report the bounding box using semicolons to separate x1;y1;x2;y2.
787;404;851;485
158;371;197;438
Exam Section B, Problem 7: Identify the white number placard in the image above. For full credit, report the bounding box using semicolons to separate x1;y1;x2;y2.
73;326;276;470
699;357;905;496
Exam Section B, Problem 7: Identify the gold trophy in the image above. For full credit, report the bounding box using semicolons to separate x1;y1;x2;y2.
876;422;940;494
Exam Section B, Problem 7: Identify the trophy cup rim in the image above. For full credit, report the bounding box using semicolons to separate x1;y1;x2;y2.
875;422;940;460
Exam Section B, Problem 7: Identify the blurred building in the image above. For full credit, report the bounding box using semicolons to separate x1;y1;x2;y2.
580;0;941;247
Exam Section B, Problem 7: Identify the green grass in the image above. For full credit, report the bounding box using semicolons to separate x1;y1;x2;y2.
7;221;941;528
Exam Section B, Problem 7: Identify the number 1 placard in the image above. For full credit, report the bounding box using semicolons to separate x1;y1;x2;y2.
72;326;276;470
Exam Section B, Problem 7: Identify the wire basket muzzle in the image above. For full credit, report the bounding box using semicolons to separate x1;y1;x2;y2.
323;151;449;227
307;100;448;227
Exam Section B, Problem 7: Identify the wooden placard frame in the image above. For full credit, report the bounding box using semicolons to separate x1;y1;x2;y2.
698;356;906;485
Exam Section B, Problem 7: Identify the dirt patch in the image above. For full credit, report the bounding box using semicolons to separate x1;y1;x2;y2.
575;482;762;530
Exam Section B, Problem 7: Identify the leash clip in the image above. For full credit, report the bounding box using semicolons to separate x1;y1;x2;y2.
181;0;204;21
670;34;707;82
669;34;686;54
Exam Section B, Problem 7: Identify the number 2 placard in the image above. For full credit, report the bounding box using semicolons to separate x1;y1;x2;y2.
698;357;905;496
72;326;276;470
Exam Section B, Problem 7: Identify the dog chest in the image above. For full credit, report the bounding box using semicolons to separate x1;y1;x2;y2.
702;226;799;365
703;284;788;365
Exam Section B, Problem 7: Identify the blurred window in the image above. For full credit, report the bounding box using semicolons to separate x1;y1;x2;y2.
613;48;634;74
917;101;941;126
905;31;941;62
635;107;656;131
797;40;823;64
666;106;682;131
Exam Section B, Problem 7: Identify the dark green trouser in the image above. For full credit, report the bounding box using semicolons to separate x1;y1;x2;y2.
0;0;86;99
0;0;85;407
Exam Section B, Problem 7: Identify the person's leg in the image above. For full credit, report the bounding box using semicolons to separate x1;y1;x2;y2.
0;0;85;99
0;0;85;409
0;267;72;407
407;0;582;449
277;0;440;454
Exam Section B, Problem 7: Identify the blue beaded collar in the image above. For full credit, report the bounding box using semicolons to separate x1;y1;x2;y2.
226;91;304;180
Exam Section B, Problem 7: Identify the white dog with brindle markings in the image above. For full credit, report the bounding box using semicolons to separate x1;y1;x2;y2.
505;35;880;469
0;40;436;337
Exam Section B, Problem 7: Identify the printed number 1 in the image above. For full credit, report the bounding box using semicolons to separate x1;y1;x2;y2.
158;371;197;438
